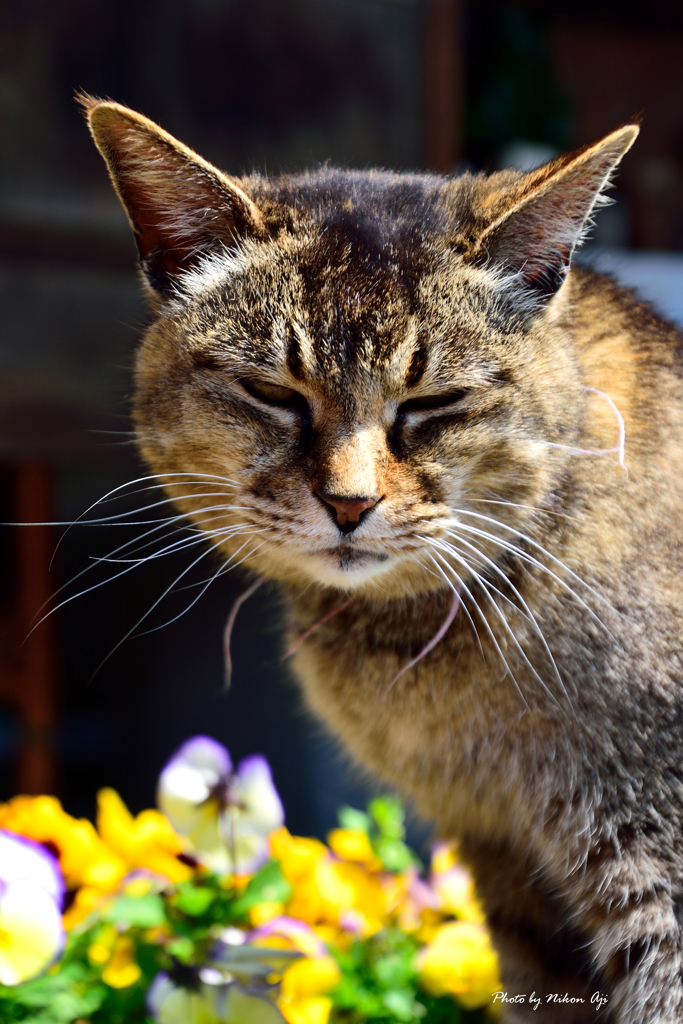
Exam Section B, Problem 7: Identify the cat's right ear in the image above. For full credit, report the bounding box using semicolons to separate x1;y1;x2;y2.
468;123;639;302
81;96;263;295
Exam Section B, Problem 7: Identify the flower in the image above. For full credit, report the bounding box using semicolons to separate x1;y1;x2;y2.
270;827;387;936
250;917;327;959
0;831;65;985
430;842;486;925
270;829;327;885
101;935;142;989
96;788;191;884
248;918;339;1024
278;956;340;1024
0;795;126;892
157;737;284;874
0;830;64;903
388;869;439;934
416;920;501;1010
326;829;382;872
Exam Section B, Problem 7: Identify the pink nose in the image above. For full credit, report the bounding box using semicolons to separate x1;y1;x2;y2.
319;494;379;529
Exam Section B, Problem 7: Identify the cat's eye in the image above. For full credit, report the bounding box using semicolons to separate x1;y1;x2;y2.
398;388;470;414
241;377;308;412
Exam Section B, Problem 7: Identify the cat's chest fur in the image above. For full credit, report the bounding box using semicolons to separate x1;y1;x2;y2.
286;514;683;885
288;585;589;860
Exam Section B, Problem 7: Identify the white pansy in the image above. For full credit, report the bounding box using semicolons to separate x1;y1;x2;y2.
0;831;64;903
0;831;65;986
157;737;284;874
0;878;64;986
231;756;285;838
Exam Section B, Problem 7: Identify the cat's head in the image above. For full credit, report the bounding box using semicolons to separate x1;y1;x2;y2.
84;98;637;597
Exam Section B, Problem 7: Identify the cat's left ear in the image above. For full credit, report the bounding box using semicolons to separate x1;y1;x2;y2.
472;124;639;299
81;96;264;295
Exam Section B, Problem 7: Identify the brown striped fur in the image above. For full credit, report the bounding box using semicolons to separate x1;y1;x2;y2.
85;98;683;1021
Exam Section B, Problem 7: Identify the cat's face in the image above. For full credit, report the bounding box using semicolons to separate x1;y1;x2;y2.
133;200;580;597
85;100;636;597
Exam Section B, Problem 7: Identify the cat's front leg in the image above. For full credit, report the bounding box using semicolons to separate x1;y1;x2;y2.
460;836;613;1022
587;900;683;1023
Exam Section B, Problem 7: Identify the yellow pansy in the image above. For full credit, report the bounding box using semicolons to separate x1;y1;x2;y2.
326;829;382;872
101;935;142;988
430;841;458;877
416;921;501;1010
430;842;485;925
279;997;332;1024
284;869;325;926
317;859;386;935
414;907;445;945
281;956;340;1000
311;924;344;948
96;789;191;884
278;956;340;1024
433;864;485;924
63;885;113;931
270;828;327;884
123;874;155;897
0;795;126;892
249;901;285;926
250;916;327;960
283;854;386;936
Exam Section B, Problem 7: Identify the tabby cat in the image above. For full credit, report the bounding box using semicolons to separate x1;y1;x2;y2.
84;97;683;1022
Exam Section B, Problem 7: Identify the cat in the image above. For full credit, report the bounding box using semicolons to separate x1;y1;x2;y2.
83;96;683;1022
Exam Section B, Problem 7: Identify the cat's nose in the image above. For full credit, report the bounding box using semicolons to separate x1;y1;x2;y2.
318;493;379;534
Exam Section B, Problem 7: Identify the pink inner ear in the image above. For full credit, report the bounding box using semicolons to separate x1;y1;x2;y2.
116;142;234;269
477;127;637;292
88;103;263;288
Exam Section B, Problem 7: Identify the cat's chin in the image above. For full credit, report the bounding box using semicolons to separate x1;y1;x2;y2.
303;546;395;589
254;543;441;597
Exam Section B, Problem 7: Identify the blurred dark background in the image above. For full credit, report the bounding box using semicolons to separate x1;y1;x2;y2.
1;0;683;841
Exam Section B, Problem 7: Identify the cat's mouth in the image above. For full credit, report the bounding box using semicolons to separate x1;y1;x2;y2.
325;547;390;570
302;544;393;585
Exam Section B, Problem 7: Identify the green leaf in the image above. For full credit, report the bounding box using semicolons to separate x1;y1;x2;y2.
369;796;405;840
173;884;217;917
337;806;372;833
382;988;425;1021
230;860;292;918
0;961;108;1023
373;836;417;873
421;993;466;1023
372;951;415;990
332;975;386;1018
167;936;195;962
104;893;166;928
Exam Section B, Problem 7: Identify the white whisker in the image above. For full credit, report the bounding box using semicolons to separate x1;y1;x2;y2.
89;543;224;678
29;519;261;635
135;538;269;639
439;531;569;702
425;548;529;711
413;552;484;661
430;537;566;707
449;508;620;632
